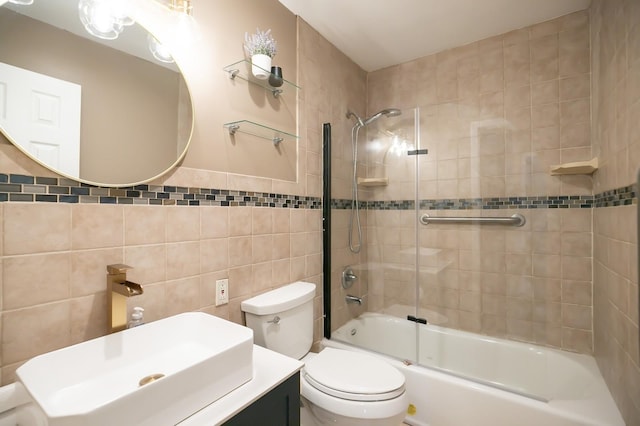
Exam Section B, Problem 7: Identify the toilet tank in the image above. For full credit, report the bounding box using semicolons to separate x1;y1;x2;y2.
241;282;316;360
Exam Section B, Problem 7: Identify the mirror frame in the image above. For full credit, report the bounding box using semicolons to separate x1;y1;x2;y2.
0;0;195;188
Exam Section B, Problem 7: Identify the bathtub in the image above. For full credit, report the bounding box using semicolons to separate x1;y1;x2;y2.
324;312;624;426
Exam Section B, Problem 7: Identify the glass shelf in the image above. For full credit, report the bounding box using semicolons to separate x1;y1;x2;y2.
223;120;299;145
223;60;300;97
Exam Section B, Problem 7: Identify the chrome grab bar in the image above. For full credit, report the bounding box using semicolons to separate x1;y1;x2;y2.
419;213;526;227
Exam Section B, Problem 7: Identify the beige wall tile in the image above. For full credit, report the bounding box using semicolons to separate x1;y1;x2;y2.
251;235;273;263
228;266;252;300
70;293;107;343
124;206;165;246
200;206;229;239
228;236;252;268
164;277;201;316
166;207;199;242
252;207;273;235
72;205;123;250
561;232;592;257
3;301;71;364
72;248;123;297
252;262;273;293
272;208;290;234
165;242;199;280
3;253;70;309
4;204;71;255
200;239;229;273
229;207;252;236
124;245;166;285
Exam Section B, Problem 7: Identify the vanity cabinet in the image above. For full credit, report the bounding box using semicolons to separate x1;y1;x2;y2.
223;372;300;426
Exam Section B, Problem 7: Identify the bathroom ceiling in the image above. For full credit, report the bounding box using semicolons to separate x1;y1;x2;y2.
278;0;592;71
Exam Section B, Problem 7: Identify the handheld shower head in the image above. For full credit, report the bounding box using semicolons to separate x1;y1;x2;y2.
346;110;364;127
363;108;402;125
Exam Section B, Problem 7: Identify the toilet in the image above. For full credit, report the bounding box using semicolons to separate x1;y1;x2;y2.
241;282;408;426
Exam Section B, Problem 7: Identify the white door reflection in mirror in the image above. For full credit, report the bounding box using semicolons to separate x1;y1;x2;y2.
0;61;81;177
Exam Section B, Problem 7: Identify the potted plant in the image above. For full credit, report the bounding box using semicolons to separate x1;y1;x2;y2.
244;28;277;80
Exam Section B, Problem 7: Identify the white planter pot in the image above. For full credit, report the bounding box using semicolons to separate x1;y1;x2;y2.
251;54;272;80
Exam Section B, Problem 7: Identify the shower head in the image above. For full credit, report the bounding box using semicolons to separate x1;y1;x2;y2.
363;108;402;125
346;110;364;127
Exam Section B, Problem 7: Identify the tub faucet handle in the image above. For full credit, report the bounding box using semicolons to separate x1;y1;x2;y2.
342;266;358;289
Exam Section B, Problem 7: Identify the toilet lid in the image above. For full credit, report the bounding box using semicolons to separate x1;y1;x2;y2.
303;348;405;402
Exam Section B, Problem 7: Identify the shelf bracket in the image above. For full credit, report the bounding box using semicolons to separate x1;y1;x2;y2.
271;89;283;98
273;137;283;146
228;69;240;79
227;125;240;135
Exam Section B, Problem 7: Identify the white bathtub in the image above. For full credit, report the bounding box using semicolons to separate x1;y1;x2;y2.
325;313;624;426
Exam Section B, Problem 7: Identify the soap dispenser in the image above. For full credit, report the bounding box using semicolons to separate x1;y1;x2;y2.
128;307;145;328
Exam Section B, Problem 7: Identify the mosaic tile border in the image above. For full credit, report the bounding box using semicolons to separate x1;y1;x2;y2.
0;174;322;209
0;172;635;210
331;184;637;210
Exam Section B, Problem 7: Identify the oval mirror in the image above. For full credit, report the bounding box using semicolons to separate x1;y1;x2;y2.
0;0;194;187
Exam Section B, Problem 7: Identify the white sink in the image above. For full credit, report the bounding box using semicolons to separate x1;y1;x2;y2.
15;312;253;426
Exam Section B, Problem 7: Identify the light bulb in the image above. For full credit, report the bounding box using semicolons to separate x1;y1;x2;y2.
8;0;34;5
78;0;124;40
111;0;134;27
148;34;174;64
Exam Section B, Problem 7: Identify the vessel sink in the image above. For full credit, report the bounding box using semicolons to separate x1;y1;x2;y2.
16;312;253;426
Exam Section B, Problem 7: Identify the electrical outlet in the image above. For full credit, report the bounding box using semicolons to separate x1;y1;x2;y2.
215;279;229;306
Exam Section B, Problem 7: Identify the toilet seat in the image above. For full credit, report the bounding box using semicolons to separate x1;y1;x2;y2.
303;348;405;402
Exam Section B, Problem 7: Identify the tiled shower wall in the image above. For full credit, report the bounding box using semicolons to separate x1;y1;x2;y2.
356;11;595;353
591;0;640;423
296;20;371;331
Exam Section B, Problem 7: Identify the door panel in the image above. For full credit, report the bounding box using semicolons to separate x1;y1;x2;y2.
0;62;81;177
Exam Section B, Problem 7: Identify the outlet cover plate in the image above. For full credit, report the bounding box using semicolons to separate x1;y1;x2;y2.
215;279;229;306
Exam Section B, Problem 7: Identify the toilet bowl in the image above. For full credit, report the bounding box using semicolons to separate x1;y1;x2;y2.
300;350;408;425
241;282;408;425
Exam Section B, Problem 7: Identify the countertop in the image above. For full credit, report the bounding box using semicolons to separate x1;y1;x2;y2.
178;345;303;425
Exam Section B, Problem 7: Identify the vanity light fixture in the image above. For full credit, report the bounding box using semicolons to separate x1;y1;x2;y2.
169;0;192;15
146;0;196;64
78;0;134;41
8;0;34;5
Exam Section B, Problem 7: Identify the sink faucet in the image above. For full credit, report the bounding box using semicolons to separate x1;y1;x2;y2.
107;264;143;333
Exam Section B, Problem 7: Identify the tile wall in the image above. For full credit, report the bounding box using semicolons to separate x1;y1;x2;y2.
591;0;640;423
0;174;324;384
296;20;371;331
349;10;596;353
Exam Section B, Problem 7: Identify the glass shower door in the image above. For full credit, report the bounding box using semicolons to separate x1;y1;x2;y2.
330;107;421;365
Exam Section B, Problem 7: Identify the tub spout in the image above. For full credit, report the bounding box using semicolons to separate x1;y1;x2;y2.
345;295;362;305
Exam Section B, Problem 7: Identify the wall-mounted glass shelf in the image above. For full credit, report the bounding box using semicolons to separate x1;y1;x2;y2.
223;60;300;98
223;120;299;145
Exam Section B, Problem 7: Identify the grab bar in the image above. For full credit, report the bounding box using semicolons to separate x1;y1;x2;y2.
419;213;526;227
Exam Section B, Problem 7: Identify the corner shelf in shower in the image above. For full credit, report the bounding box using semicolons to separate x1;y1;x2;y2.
357;177;389;187
223;120;299;146
223;60;301;98
550;157;599;175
